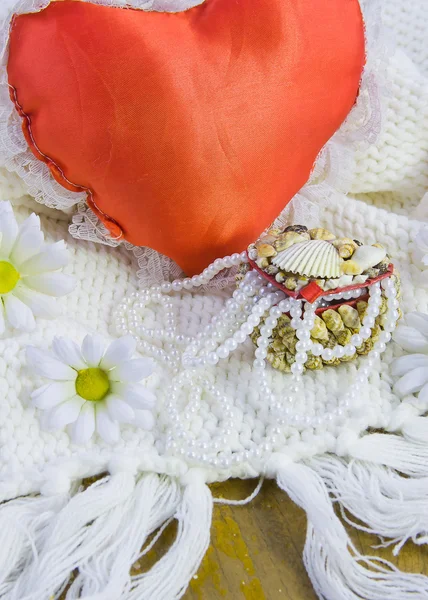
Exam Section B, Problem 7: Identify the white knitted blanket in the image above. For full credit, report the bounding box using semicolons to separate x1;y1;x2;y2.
0;1;428;599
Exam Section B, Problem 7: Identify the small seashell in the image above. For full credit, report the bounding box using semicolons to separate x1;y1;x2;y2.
274;231;310;251
375;257;390;274
283;225;308;235
256;235;276;246
257;243;277;258
323;274;354;291
356;300;368;320
352;274;368;284
365;268;379;280
267;350;290;372
341;260;360;276
265;264;279;276
338;305;361;329
337;274;354;288
321;309;344;334
296;278;309;291
331;238;358;259
323;278;340;290
284;276;298;290
272;240;341;278
322;309;352;345
309;228;336;241
275;272;286;283
235;262;250;283
248;246;258;260
311;316;329;342
341;245;387;276
267;228;282;237
305;354;323;370
271;339;286;353
256;257;269;269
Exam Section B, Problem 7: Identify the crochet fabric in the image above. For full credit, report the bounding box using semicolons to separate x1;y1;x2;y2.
0;1;428;599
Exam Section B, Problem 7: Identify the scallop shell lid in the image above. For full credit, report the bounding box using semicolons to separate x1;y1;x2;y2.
272;240;342;278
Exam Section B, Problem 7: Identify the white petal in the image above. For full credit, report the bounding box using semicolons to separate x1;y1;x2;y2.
31;381;76;409
26;346;77;381
405;313;428;339
0;301;5;335
418;382;428;405
13;285;60;319
100;336;137;370
4;293;35;331
10;213;44;266
49;397;85;429
70;402;95;445
52;337;87;370
106;395;134;423
109;358;155;383
19;241;69;275
393;326;428;353
81;334;106;367
96;404;120;444
391;354;428;378
0;202;19;257
23;272;76;297
120;383;156;410
133;409;155;430
393;367;428;397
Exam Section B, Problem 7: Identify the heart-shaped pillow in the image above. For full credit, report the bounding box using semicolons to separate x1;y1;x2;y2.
7;0;365;275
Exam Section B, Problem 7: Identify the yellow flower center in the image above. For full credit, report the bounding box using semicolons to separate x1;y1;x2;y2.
75;368;110;402
0;261;20;294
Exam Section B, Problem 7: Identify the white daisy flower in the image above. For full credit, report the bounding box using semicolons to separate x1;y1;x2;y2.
0;201;75;332
26;334;156;444
392;312;428;399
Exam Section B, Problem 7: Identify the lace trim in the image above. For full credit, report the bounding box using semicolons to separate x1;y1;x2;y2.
0;0;388;286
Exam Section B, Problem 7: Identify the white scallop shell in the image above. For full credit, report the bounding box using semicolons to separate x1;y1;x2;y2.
272;240;341;278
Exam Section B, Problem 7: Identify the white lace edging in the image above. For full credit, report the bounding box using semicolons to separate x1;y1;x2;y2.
0;0;388;285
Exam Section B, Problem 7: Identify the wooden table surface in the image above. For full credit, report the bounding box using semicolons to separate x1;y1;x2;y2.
136;478;428;600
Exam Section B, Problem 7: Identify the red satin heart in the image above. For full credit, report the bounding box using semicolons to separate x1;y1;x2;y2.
8;0;365;275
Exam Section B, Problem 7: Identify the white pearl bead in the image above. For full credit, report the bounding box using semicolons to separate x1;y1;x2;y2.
343;344;356;356
172;280;183;292
360;326;371;340
311;343;324;356
295;352;307;364
321;348;333;361
333;345;345;359
234;330;247;344
265;316;277;328
363;316;375;328
296;329;310;341
248;315;260;327
225;338;238;352
255;347;268;359
241;323;253;335
279;300;290;312
291;362;304;375
351;334;363;346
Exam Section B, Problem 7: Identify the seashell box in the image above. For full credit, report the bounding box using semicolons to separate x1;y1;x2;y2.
246;225;401;372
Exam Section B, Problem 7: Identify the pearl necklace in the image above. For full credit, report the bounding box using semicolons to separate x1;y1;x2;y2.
113;252;400;469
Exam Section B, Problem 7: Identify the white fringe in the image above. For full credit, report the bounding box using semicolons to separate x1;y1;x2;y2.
311;456;428;556
4;452;428;599
0;471;212;600
276;459;428;600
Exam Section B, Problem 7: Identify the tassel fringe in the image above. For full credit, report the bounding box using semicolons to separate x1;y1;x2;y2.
2;436;428;599
0;471;211;600
277;458;428;600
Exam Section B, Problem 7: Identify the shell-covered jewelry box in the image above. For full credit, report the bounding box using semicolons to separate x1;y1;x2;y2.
245;225;401;372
